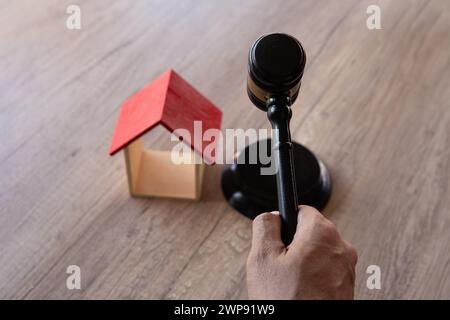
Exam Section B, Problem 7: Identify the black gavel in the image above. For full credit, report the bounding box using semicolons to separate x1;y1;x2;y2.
247;33;306;245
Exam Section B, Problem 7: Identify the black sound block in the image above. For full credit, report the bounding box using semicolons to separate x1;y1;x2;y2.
221;139;331;220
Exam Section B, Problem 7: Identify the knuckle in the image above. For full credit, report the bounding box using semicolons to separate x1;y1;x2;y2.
253;212;276;225
346;244;358;265
321;219;339;238
322;218;336;230
299;205;322;220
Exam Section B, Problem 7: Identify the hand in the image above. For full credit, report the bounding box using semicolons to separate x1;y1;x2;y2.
246;205;357;300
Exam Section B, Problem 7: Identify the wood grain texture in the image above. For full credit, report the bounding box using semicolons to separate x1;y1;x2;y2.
1;0;450;299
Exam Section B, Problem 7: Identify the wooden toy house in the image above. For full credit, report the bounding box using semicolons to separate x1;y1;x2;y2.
109;69;222;200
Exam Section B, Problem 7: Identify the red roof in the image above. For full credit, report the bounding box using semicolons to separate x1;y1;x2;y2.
109;69;222;164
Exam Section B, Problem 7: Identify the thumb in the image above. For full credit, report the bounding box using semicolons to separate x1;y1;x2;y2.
251;212;286;255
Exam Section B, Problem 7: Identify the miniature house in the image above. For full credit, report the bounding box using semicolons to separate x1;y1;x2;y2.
109;69;222;200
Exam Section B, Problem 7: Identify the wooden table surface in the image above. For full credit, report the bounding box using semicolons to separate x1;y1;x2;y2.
1;0;450;299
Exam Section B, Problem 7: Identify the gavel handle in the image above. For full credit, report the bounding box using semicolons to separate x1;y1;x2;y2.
268;98;299;246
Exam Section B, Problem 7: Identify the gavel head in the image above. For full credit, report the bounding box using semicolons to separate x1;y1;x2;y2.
247;33;306;111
